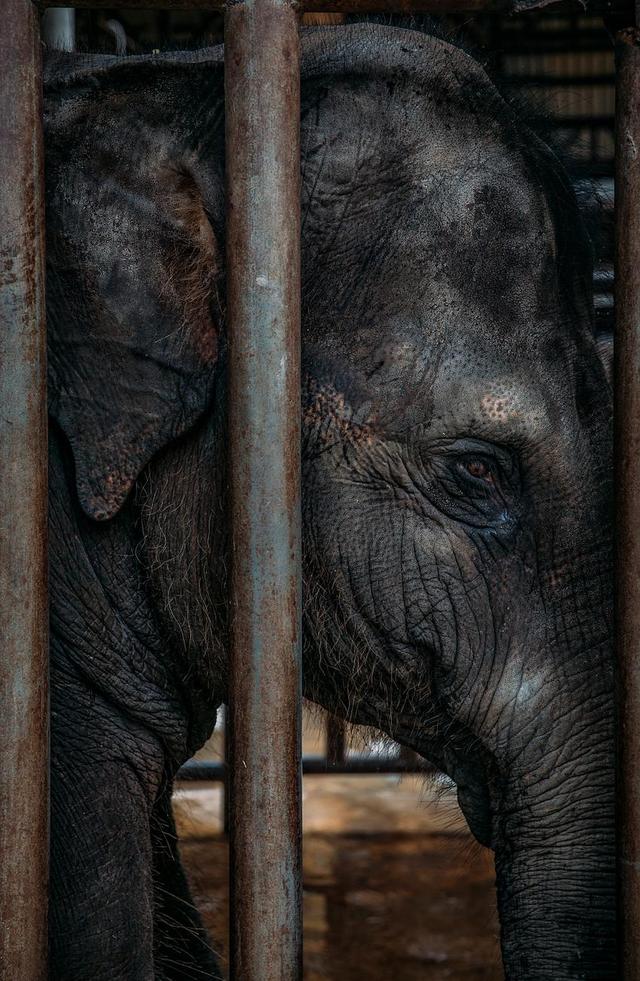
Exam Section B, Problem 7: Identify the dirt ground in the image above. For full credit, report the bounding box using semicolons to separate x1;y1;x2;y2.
176;773;503;980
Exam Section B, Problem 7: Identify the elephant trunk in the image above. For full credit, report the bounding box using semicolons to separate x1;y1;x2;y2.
494;701;616;980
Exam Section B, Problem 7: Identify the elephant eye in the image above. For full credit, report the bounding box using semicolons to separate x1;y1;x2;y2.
459;458;496;485
409;437;519;529
422;440;519;529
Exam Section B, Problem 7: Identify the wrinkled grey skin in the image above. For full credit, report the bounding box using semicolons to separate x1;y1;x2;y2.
44;24;614;981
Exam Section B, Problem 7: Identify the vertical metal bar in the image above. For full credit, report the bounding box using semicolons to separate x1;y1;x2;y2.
0;1;49;979
222;705;230;836
615;25;640;981
41;8;76;50
225;2;302;979
326;715;346;767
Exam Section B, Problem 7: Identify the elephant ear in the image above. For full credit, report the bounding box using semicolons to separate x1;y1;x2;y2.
45;66;222;521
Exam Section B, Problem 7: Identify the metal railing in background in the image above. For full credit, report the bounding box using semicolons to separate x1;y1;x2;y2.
177;710;430;783
1;2;639;981
179;754;431;779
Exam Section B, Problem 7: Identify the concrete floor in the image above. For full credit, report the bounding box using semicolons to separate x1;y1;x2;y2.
176;773;503;980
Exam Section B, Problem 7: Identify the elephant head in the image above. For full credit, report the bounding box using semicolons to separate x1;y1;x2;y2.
44;24;614;980
297;28;615;981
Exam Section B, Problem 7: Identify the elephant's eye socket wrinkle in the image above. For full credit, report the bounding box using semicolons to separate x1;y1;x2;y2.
413;440;519;530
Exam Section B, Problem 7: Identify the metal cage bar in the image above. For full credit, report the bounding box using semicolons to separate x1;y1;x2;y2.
615;24;640;981
225;1;303;978
41;7;75;48
326;714;347;766
0;1;49;978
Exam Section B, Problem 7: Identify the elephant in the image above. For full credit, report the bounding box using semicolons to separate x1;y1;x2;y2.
43;21;614;981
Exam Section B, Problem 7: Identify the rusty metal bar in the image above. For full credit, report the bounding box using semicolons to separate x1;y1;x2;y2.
0;0;49;979
326;714;346;767
222;705;231;835
225;0;302;978
615;24;640;981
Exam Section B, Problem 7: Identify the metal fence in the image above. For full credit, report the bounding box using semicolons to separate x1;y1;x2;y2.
0;1;638;979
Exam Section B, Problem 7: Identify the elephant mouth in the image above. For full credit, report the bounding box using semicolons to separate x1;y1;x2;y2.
398;725;496;848
455;775;493;847
439;744;495;849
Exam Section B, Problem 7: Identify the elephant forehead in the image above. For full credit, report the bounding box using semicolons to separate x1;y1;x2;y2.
306;323;587;455
430;364;570;445
302;105;557;339
393;167;556;334
300;63;548;236
302;178;561;435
